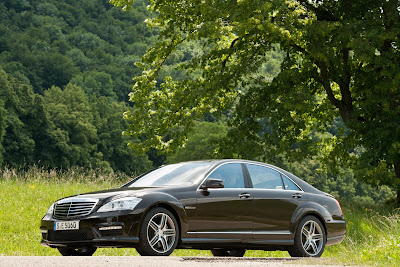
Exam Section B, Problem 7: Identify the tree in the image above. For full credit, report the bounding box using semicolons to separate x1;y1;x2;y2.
0;67;35;167
42;84;100;168
90;96;152;174
70;71;117;100
113;1;400;203
0;0;155;97
167;121;228;163
0;99;5;166
40;52;79;90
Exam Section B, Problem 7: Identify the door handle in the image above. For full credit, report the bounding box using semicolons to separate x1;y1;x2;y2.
292;193;302;199
239;193;251;199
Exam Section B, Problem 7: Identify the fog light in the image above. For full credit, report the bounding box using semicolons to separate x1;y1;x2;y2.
98;226;123;231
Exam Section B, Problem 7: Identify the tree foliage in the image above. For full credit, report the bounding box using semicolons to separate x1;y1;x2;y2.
0;0;397;204
0;0;156;174
167;121;228;163
0;67;36;167
0;0;155;101
91;97;153;174
0;97;6;167
0;66;151;174
116;0;400;201
42;84;98;168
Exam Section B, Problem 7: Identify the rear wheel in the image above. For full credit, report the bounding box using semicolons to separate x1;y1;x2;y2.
211;249;246;257
288;215;326;257
136;207;179;256
57;247;97;256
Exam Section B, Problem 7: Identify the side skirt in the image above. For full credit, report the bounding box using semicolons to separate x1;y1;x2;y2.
179;231;294;249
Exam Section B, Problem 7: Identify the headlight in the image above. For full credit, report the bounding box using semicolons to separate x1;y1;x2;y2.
97;197;142;213
46;203;54;216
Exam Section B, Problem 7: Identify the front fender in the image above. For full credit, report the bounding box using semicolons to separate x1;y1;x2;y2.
130;192;188;237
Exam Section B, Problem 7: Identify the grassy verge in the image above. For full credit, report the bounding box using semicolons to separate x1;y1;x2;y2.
322;200;400;266
0;168;399;266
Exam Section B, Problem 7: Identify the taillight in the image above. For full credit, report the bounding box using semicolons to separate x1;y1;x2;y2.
335;199;343;216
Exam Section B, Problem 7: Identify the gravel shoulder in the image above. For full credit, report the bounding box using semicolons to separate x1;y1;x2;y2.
0;256;354;267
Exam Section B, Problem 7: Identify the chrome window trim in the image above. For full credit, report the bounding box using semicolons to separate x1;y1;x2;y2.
196;160;304;192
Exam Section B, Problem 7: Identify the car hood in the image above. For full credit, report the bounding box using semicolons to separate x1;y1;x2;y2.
56;187;158;203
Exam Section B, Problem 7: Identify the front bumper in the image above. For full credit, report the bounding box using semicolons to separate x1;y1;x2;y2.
41;212;142;248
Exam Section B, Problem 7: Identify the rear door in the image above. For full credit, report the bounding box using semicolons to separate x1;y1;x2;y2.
244;163;305;244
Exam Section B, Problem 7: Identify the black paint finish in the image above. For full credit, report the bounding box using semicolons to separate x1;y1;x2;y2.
40;159;346;254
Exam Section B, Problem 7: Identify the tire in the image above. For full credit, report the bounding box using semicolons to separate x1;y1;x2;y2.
136;207;179;256
211;249;246;257
288;215;326;257
57;247;97;256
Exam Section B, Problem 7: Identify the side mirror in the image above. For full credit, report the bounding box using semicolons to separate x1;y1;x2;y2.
200;178;224;190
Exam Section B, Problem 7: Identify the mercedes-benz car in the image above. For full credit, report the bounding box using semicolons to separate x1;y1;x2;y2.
40;159;345;257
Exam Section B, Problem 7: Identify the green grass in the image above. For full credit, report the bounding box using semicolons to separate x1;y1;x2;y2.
322;200;400;266
1;167;399;266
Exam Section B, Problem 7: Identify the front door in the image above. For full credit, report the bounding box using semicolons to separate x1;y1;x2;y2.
194;163;253;243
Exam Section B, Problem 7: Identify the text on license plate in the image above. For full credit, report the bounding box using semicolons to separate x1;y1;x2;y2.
54;221;79;231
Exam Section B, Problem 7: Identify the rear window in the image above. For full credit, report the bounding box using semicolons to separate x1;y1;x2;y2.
282;175;301;191
246;164;284;190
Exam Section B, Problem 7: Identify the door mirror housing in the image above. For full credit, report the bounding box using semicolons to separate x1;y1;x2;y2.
200;178;224;190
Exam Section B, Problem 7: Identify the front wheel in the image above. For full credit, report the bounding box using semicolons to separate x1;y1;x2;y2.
288;215;326;257
57;246;97;256
211;249;246;257
136;207;179;256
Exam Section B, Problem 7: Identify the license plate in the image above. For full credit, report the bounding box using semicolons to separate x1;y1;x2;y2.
54;221;79;231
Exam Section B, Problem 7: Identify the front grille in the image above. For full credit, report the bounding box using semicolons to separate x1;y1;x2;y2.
47;229;94;241
53;199;97;219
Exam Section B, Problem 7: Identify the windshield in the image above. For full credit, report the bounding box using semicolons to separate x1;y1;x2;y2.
128;162;214;187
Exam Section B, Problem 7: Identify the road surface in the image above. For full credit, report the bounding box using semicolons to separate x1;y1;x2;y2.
0;256;354;267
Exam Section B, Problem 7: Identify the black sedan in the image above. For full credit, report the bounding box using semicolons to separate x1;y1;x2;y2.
40;159;345;257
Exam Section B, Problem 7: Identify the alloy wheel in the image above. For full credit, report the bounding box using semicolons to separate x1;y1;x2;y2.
146;212;177;253
300;220;324;256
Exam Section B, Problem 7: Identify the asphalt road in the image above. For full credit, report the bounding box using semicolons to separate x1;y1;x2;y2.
0;256;352;267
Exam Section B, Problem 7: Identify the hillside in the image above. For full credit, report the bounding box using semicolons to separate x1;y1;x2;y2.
0;0;155;173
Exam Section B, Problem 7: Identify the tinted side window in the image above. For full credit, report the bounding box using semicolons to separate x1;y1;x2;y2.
208;163;245;188
246;164;284;190
282;175;301;191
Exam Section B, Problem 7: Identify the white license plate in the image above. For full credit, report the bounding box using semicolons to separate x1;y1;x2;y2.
54;221;79;231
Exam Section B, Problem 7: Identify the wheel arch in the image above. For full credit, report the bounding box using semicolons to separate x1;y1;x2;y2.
152;202;183;241
135;202;183;256
297;212;327;237
288;212;328;257
291;203;331;237
136;195;187;242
